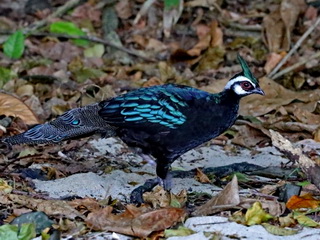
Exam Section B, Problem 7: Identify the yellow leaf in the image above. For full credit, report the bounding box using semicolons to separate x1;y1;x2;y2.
245;202;273;226
165;226;195;238
0;178;12;194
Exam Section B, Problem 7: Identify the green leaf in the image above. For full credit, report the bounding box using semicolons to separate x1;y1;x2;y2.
0;224;19;240
164;0;181;10
49;21;88;46
3;30;25;59
293;212;319;227
296;181;311;187
84;44;105;58
242;115;262;124
17;224;36;240
231;172;249;182
0;66;16;88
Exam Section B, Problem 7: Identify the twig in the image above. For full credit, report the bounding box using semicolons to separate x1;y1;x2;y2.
25;0;82;33
11;190;53;200
33;32;156;62
224;22;262;31
224;29;261;39
271;51;320;79
0;30;156;62
268;17;320;79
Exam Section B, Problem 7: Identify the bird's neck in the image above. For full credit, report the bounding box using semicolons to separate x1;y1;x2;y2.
209;89;242;106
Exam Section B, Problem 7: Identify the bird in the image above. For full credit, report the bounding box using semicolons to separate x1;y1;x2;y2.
2;54;264;202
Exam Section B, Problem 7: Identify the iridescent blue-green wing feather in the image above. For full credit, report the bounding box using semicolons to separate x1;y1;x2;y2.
98;84;210;129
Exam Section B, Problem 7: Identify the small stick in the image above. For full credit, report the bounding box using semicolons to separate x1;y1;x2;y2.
271;51;320;79
25;0;82;33
0;30;156;62
268;17;320;79
33;32;156;62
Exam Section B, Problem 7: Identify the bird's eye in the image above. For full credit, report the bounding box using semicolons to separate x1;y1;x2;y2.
240;81;254;90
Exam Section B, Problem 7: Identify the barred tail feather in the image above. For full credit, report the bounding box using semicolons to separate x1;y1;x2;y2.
2;103;116;146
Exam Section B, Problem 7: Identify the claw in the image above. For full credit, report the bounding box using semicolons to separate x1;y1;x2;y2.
130;178;160;204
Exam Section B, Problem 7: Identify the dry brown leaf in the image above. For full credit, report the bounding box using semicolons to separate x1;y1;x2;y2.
314;129;320;142
279;213;296;228
69;198;102;213
146;38;168;52
38;42;82;62
27;66;55;76
16;84;34;97
0;93;38;125
195;168;211;183
86;205;186;238
240;77;320;117
280;0;306;50
187;34;211;56
115;0;132;19
143;77;164;87
187;20;222;56
263;9;285;52
264;52;285;74
292;107;320;125
210;20;223;47
260;181;286;195
193;175;240;216
131;207;186;237
231;124;269;148
143;186;170;208
72;2;101;24
8;194;83;219
286;194;320;210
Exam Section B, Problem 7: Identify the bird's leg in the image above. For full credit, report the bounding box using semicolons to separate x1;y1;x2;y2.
130;161;172;204
156;161;172;190
157;173;172;191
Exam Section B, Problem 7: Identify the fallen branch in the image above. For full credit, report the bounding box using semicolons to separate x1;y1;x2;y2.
270;130;320;191
268;17;320;79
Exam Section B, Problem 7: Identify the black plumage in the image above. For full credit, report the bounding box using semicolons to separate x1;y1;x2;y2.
2;54;264;198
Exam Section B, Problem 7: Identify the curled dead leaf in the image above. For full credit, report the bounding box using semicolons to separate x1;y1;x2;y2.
195;168;211;183
0;93;38;125
193;175;240;216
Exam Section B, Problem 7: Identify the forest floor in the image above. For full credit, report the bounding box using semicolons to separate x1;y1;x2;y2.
1;0;320;239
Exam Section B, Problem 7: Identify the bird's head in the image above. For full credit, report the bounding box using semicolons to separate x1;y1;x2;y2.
225;54;265;97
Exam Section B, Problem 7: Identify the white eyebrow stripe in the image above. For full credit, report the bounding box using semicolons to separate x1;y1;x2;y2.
225;76;256;89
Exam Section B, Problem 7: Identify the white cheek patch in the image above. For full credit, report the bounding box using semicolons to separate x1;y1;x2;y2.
233;84;249;95
225;76;256;90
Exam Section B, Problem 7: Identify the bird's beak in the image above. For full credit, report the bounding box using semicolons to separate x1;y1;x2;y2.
253;87;265;95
